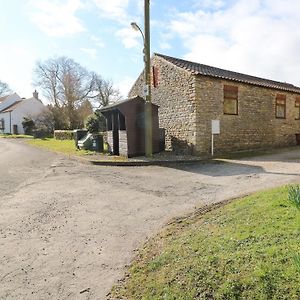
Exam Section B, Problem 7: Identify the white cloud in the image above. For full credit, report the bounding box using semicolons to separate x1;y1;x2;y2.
116;76;136;97
116;27;141;49
192;0;225;10
90;35;105;48
167;0;300;85
80;48;97;59
0;43;36;98
92;0;129;23
29;0;85;37
159;41;172;50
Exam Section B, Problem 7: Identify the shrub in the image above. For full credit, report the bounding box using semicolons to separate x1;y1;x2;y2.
22;117;35;135
33;110;55;138
86;114;100;133
86;111;106;133
54;130;75;140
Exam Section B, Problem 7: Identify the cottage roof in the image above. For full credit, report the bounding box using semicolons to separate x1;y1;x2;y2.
155;53;300;94
0;100;22;113
0;95;9;103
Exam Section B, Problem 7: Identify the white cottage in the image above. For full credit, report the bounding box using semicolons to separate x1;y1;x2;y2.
0;91;46;134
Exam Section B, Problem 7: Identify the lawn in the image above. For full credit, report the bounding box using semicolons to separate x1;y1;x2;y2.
26;138;128;161
111;186;300;299
26;138;93;156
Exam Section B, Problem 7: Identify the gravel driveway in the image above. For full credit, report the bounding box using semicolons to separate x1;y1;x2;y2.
0;139;299;299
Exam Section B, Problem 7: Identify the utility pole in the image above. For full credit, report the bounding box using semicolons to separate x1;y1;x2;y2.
144;0;152;157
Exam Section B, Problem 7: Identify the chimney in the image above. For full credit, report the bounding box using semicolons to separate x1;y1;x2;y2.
33;90;38;99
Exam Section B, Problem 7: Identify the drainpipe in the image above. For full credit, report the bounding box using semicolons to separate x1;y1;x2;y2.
9;111;11;134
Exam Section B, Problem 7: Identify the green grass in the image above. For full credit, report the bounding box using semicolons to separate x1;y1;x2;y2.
26;138;94;156
111;186;300;299
0;134;33;139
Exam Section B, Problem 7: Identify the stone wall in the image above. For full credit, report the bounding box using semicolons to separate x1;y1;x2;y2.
107;131;113;153
129;56;197;154
195;76;300;154
106;130;128;156
119;130;128;156
129;54;300;155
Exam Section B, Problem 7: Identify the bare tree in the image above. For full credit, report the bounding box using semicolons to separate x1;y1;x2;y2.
34;56;121;129
33;57;95;129
92;74;121;108
0;80;12;97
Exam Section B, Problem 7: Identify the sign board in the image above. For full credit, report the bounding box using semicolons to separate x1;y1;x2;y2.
211;120;220;134
143;85;149;97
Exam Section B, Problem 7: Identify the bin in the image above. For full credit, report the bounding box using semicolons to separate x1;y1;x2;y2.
91;134;103;152
74;129;88;149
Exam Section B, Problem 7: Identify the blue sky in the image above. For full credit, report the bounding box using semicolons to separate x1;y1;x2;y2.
1;0;300;100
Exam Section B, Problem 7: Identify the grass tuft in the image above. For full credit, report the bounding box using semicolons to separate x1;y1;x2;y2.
288;185;300;210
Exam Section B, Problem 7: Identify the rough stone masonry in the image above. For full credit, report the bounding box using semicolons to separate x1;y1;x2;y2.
129;54;300;155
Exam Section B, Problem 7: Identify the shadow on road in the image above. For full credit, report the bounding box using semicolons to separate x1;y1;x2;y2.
165;158;300;177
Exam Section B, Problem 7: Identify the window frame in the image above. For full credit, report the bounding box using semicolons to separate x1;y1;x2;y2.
295;97;300;120
223;85;238;115
152;66;159;88
275;94;286;119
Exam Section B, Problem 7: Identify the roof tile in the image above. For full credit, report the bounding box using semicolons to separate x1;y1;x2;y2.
155;53;300;94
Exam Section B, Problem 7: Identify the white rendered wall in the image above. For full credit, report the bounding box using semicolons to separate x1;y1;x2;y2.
10;98;46;134
0;97;46;134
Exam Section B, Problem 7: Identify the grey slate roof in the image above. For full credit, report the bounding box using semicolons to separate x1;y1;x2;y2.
155;53;300;94
0;100;22;113
0;95;9;103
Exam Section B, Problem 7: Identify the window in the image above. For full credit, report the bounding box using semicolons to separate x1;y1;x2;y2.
224;85;238;115
152;66;159;88
0;118;4;130
275;94;286;119
295;97;300;120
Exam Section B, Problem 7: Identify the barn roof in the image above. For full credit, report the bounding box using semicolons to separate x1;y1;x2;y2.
155;53;300;94
98;96;159;113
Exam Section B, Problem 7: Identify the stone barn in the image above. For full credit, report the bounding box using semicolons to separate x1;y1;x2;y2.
129;53;300;155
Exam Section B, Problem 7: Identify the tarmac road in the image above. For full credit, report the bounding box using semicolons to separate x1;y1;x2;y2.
0;138;299;299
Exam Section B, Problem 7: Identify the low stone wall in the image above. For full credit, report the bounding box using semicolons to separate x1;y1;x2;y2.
107;131;113;153
119;130;128;156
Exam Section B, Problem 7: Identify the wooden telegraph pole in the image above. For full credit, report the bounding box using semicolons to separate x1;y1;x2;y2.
144;0;152;157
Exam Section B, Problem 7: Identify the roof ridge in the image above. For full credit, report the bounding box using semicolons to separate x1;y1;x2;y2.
154;53;300;94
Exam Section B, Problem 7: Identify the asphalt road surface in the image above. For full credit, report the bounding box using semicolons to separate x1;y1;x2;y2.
0;138;300;299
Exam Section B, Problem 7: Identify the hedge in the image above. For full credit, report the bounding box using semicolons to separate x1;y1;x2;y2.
54;130;75;140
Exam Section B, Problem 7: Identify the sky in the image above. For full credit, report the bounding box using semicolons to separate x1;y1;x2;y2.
1;0;300;100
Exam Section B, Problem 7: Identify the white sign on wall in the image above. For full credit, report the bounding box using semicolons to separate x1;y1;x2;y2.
211;120;220;134
143;85;149;97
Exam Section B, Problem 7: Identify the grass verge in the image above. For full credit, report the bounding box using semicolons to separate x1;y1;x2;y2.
26;138;128;161
111;186;300;299
26;138;94;156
